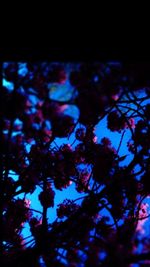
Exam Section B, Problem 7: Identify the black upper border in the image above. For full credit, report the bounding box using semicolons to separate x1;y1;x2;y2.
1;45;150;62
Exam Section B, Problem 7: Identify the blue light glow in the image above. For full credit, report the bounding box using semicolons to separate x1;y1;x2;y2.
2;78;14;91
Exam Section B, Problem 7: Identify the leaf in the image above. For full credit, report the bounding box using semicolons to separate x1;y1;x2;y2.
48;83;75;102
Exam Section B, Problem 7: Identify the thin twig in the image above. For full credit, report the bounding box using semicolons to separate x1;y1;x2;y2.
117;130;126;154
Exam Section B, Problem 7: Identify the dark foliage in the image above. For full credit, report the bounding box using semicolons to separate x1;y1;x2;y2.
1;62;150;266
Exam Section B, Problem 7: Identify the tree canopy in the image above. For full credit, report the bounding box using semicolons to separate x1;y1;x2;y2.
1;62;150;266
